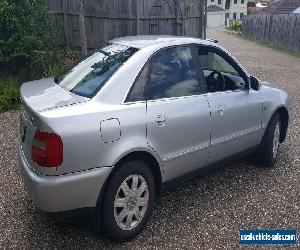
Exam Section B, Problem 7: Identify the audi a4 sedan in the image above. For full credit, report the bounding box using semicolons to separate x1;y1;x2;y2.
18;36;290;241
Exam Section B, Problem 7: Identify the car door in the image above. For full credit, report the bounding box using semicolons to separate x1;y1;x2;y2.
196;45;263;164
146;46;211;182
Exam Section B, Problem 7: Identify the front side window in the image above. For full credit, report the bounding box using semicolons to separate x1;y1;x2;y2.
149;46;200;100
197;47;247;93
56;44;138;98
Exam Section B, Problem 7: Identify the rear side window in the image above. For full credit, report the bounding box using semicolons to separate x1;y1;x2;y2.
149;46;200;100
125;64;149;102
57;44;138;98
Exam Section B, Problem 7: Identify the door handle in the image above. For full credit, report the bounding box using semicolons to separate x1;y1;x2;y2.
155;115;167;127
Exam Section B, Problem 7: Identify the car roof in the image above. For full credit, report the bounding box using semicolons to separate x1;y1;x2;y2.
110;35;216;49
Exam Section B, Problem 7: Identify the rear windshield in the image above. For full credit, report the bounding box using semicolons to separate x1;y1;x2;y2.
56;44;138;98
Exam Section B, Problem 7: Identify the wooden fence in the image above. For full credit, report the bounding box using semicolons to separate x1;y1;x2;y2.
46;0;204;49
242;14;300;55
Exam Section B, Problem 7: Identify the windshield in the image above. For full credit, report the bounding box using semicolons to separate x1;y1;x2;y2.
57;44;138;98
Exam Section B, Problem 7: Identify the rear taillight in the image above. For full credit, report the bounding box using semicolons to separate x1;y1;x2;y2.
31;130;63;168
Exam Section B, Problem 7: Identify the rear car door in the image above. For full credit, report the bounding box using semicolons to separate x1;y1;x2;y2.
196;45;263;164
146;46;211;182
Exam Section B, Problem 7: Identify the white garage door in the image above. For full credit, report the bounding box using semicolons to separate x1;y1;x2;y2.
207;12;224;27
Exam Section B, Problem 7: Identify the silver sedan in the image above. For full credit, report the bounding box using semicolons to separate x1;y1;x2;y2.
18;36;290;241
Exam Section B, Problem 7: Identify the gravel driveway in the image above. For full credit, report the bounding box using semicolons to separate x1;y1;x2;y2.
1;30;299;249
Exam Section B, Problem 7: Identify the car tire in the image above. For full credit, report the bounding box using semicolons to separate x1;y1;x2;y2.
257;112;281;167
100;159;155;242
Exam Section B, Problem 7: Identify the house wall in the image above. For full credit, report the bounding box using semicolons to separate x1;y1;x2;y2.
207;0;226;10
225;0;248;20
206;0;248;26
207;12;225;26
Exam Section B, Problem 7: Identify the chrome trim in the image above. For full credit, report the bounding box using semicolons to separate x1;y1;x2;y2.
123;94;204;105
121;100;146;106
163;143;210;162
147;94;204;103
203;88;251;97
122;88;252;105
163;126;262;162
211;126;262;146
122;85;253;105
122;90;204;105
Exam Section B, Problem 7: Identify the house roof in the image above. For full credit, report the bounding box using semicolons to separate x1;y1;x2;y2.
258;0;300;14
294;6;300;12
207;5;225;12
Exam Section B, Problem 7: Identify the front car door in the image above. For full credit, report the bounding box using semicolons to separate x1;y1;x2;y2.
196;45;263;164
146;46;211;182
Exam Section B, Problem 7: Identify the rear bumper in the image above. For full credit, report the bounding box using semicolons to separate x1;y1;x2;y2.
17;145;113;212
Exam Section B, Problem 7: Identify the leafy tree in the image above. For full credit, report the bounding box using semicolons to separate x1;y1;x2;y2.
0;0;56;74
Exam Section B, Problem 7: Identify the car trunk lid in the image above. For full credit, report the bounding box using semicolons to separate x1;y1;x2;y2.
19;78;89;174
20;78;89;112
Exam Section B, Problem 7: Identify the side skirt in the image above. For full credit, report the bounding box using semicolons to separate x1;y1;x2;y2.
162;146;258;192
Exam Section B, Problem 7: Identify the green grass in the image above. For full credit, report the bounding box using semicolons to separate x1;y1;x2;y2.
243;36;300;58
0;79;20;113
0;48;79;113
47;63;66;78
225;27;242;36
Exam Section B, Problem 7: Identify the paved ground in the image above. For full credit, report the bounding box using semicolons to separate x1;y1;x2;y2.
1;30;299;249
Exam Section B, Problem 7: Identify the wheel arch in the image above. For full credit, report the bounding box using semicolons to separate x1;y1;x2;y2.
112;151;163;196
94;149;162;231
275;106;289;143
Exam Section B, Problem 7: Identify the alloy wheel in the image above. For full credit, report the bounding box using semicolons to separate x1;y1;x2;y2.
272;122;280;159
114;175;149;230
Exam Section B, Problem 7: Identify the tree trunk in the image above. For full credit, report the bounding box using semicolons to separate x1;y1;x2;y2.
63;0;70;50
79;0;88;56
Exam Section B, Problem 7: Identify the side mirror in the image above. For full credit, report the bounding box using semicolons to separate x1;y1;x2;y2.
250;76;260;91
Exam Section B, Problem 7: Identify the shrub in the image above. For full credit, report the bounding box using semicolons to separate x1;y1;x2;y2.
47;64;66;79
232;20;242;32
0;0;57;76
0;79;20;112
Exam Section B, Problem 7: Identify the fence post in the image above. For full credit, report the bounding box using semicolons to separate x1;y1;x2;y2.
79;0;88;56
135;0;140;35
204;0;207;39
198;0;204;38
